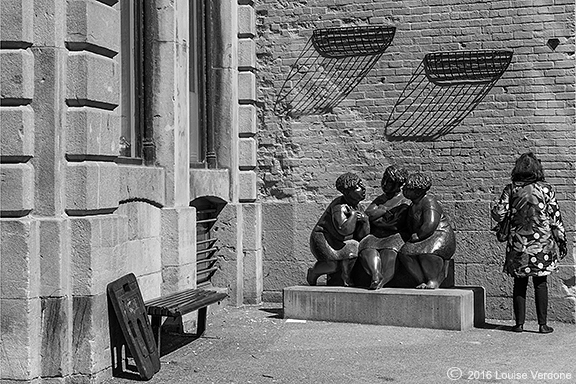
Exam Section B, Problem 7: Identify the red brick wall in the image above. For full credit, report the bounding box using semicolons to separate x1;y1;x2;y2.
255;0;576;321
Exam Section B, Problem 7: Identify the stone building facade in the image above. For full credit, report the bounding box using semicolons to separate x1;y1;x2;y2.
1;0;260;382
256;0;576;320
0;0;575;382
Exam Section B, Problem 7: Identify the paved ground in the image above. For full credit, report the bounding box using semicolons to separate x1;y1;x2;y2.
104;303;576;384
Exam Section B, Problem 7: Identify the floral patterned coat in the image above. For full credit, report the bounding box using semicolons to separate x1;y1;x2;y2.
491;181;567;278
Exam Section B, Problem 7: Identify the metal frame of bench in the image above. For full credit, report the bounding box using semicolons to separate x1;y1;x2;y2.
144;288;228;351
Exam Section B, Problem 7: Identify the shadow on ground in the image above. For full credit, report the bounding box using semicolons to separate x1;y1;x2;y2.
259;307;283;319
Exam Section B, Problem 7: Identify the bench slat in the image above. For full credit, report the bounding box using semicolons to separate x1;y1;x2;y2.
145;289;227;317
146;290;216;312
146;288;210;307
146;295;224;317
147;289;205;307
151;291;208;311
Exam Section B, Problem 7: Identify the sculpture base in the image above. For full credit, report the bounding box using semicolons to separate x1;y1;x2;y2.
283;286;485;331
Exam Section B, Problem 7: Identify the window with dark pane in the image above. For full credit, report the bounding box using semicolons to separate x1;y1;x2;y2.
189;0;207;165
119;0;144;159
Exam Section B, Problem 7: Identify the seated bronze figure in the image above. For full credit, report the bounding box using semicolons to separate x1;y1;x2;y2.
358;166;410;290
398;173;456;289
307;172;370;287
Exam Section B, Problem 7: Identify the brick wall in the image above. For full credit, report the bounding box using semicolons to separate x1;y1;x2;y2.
255;0;576;321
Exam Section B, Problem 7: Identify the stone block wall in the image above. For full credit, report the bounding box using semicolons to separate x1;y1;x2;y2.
255;0;576;321
1;0;261;382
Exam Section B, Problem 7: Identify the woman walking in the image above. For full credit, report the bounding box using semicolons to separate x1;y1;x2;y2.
492;152;567;333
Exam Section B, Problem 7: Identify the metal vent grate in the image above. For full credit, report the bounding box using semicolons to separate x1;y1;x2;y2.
275;25;396;116
423;50;513;85
312;26;396;58
191;197;226;287
196;208;218;287
385;49;514;140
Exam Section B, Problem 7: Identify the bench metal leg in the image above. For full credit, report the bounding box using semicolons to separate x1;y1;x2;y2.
150;315;162;352
196;307;207;336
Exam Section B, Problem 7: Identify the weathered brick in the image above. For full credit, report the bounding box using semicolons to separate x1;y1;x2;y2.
159;207;196;268
0;218;39;299
0;163;34;214
243;249;263;304
40;297;71;376
118;164;166;206
66;0;120;56
117;201;162;241
32;0;66;46
66;107;120;157
239;137;257;169
71;293;110;374
39;218;70;298
66;52;119;107
0;106;34;158
238;5;256;37
238;72;256;101
242;203;262;251
239;104;257;135
189;168;229;202
0;49;34;100
124;237;162;276
0;298;42;380
65;162;119;212
69;215;127;296
0;0;33;44
161;264;196;296
239;170;257;201
238;38;256;69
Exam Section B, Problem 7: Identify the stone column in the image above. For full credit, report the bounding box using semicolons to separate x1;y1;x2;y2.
146;0;197;294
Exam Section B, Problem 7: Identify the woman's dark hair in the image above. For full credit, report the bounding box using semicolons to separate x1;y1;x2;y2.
382;166;408;185
511;152;545;182
404;173;432;191
335;172;361;193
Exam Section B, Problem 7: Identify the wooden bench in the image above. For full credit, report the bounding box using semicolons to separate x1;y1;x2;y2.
144;288;228;350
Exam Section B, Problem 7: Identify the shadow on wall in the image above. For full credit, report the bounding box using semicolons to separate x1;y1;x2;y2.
274;25;396;117
274;26;513;142
385;50;513;141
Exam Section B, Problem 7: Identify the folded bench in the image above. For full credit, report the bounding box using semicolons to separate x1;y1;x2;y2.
144;288;228;350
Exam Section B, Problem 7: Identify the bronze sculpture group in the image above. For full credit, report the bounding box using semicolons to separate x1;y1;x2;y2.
307;167;456;290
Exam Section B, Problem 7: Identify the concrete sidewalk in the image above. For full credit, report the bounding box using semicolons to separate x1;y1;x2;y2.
104;303;576;384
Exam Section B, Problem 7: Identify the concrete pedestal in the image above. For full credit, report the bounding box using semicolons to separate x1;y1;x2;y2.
283;286;485;331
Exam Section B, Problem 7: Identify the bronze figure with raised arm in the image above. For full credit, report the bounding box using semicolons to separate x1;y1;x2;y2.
307;172;370;287
358;166;410;290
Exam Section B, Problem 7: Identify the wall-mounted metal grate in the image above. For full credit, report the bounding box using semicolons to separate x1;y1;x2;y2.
312;26;396;58
385;49;513;140
423;50;513;85
275;25;396;116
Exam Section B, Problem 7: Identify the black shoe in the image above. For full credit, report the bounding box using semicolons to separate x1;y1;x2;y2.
511;324;523;333
539;324;554;334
